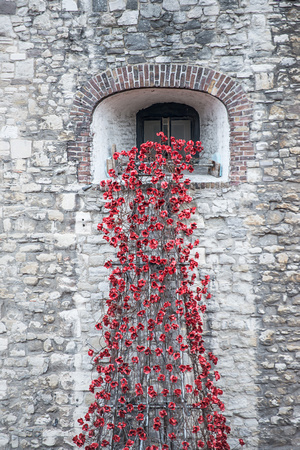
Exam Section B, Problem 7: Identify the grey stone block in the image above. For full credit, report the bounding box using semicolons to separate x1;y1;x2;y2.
92;0;107;12
0;0;16;15
124;33;149;50
184;19;201;30
126;0;137;9
195;30;215;45
219;0;239;9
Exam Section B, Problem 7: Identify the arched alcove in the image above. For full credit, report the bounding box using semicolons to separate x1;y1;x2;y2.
91;88;230;182
69;64;254;184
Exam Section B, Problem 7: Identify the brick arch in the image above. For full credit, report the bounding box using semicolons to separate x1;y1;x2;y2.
69;64;253;184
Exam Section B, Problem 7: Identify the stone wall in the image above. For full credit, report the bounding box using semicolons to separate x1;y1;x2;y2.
0;0;299;449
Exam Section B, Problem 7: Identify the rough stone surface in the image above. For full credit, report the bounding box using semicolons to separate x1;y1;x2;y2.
0;0;299;449
0;0;16;14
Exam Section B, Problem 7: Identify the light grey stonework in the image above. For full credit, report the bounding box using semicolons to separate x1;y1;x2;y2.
0;0;299;449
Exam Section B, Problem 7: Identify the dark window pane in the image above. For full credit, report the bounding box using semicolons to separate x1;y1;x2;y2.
144;120;161;142
171;119;191;141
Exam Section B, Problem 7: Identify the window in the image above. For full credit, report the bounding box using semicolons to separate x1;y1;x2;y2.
136;103;200;148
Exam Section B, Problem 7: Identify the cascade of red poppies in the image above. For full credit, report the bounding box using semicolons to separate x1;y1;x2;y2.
73;134;240;450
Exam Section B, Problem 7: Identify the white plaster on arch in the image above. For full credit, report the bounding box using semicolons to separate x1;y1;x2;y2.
91;88;230;183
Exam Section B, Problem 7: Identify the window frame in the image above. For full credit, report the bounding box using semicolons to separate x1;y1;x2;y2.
136;102;200;148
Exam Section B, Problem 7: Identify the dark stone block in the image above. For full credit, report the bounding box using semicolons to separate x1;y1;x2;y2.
125;33;149;50
197;47;212;59
11;79;32;85
150;19;165;30
265;91;284;101
161;12;172;21
27;49;41;57
137;20;151;32
182;47;197;57
92;0;107;12
107;48;124;54
217;14;235;28
128;55;146;64
165;26;175;35
36;130;58;140
126;0;138;10
27;340;43;352
195;30;215;45
184;19;201;30
0;0;16;15
219;0;239;8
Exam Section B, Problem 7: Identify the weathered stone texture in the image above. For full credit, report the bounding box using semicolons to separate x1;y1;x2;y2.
0;0;299;449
